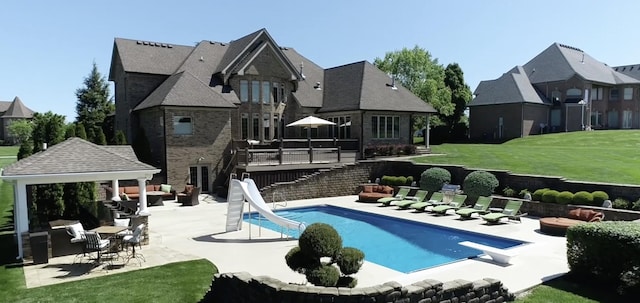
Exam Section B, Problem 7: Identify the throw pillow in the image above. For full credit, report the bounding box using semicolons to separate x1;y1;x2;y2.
66;223;84;242
114;218;130;227
120;193;130;201
363;185;373;193
160;184;172;193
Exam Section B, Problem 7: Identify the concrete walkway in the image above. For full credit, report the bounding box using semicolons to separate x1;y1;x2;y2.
23;194;568;294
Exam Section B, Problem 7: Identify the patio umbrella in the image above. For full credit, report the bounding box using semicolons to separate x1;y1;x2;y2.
286;116;336;146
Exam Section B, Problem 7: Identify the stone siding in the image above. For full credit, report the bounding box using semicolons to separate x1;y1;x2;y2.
200;272;513;303
165;108;233;191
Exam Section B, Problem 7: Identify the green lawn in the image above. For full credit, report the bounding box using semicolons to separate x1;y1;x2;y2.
0;259;216;303
0;145;18;157
414;130;640;185
514;275;631;303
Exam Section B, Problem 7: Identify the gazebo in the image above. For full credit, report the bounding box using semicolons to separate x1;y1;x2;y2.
0;137;160;260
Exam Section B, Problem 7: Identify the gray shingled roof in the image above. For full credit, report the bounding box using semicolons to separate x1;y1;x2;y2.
283;48;324;108
109;38;194;79
320;61;436;113
523;43;640;85
216;29;264;78
1;96;34;118
470;66;547;106
1;137;157;176
134;71;237;111
613;64;640;81
0;101;12;113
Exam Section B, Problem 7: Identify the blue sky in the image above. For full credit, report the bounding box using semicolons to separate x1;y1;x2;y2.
2;0;639;122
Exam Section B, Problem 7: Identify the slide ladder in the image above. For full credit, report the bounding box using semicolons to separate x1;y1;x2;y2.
225;178;306;235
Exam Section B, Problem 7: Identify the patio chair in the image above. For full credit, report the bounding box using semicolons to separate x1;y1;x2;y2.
395;190;429;209
455;196;493;219
123;224;146;265
83;231;113;266
66;222;88;263
431;194;468;215
178;186;201;206
409;192;445;211
378;187;411;206
481;200;524;224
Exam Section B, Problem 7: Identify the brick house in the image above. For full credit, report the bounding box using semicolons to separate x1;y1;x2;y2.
108;28;436;192
0;96;34;144
468;43;640;141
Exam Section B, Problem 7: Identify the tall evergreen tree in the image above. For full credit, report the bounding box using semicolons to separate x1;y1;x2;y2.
75;123;87;140
444;63;472;128
95;127;107;145
75;62;114;141
113;130;127;145
64;123;76;139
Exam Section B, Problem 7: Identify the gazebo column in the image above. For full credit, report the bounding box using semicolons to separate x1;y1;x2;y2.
111;179;121;201
14;181;28;259
137;178;150;215
425;114;431;151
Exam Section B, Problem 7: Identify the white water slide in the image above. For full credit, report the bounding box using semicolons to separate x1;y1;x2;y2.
225;178;306;233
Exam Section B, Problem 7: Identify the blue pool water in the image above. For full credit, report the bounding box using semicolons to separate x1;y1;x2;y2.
243;205;525;273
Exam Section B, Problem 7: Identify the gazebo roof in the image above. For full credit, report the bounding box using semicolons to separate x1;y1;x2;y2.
1;137;159;184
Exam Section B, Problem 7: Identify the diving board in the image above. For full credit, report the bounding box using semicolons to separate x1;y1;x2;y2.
459;241;519;264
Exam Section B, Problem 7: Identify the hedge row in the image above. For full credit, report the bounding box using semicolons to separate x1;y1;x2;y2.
531;188;609;207
379;175;414;186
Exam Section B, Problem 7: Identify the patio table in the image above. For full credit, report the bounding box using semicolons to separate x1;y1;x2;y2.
146;191;165;206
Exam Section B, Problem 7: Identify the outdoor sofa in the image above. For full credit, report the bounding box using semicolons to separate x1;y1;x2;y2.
358;184;394;202
106;184;177;201
539;208;604;236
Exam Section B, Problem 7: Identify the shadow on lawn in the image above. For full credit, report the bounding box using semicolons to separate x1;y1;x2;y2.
545;274;635;303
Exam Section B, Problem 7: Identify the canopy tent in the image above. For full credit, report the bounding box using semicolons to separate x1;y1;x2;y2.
0;137;160;260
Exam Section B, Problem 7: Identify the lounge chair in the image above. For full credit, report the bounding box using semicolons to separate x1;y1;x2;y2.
409;192;445;211
481;200;524;224
395;190;429;209
431;194;468;215
455;196;492;219
378;187;411;206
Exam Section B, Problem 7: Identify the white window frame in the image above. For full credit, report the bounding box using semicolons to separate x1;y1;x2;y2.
624;87;633;100
173;116;193;135
371;115;400;139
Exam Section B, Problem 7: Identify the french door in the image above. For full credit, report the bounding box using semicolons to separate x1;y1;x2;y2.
189;166;210;193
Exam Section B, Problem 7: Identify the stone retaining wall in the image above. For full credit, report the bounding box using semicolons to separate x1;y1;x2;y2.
258;160;640;220
200;272;514;303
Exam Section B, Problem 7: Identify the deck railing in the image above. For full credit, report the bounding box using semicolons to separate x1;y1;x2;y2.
236;147;343;166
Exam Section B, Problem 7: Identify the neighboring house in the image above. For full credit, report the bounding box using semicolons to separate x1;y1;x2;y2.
0;96;35;144
109;28;436;192
468;43;640;141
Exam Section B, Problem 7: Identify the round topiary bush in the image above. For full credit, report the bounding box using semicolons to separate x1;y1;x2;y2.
305;264;340;287
462;171;499;200
285;246;319;273
299;223;342;259
337;247;365;275
573;191;594;206
592;191;610;207
612;198;630;210
532;188;549;201
420;167;451;192
337;276;358;288
556;191;574;205
541;190;560;203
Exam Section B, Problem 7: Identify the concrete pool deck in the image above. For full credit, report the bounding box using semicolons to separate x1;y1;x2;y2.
23;194;568;294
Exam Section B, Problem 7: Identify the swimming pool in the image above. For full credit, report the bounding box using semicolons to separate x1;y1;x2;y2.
243;205;525;273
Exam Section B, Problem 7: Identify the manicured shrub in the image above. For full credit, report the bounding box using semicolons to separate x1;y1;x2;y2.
337;247;365;275
567;221;640;294
286;223;364;287
299;223;342;259
306;264;340;287
572;191;594;206
285;246;319;273
462;171;499;200
592;191;609;206
520;189;532;200
541;190;560;203
502;186;516;197
532;188;549;201
612;198;630;210
380;175;412;186
420;167;451;192
619;266;640;295
632;199;640;211
556;191;574;205
406;176;414;185
402;144;416;155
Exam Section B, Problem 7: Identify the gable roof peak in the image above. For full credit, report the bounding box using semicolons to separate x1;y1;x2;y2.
556;43;583;53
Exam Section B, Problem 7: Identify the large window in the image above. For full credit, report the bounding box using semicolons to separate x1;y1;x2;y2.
624;87;633;100
272;82;284;103
273;114;280;140
610;88;619;101
591;87;603;101
252;113;260;140
262;81;270;104
241;113;249;139
251;81;260;103
173;116;193;135
591;111;602;128
371;116;399;139
328;116;351;139
240;80;248;102
263;113;270;140
623;110;633;129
